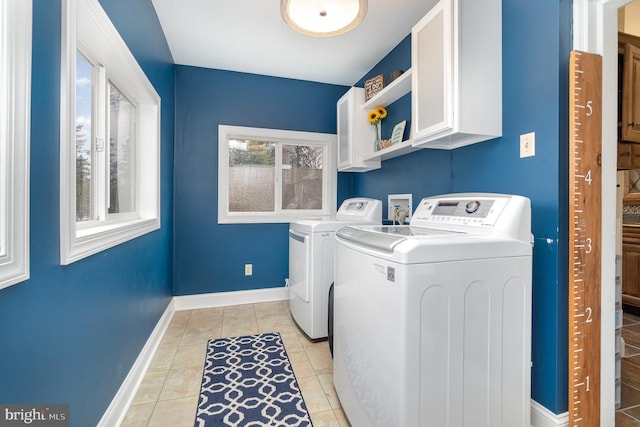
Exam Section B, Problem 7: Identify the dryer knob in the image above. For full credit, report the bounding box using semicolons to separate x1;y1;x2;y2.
465;200;480;214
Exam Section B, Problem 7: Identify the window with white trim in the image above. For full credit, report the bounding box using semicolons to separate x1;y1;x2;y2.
60;0;160;265
75;50;137;224
218;125;336;223
0;0;31;289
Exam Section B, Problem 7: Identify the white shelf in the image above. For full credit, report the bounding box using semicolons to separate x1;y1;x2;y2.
363;69;412;110
362;139;420;161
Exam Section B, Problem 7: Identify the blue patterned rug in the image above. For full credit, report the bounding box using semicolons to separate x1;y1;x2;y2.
194;332;313;427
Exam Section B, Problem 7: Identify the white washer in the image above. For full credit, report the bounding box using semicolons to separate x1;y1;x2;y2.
333;193;533;427
288;198;382;339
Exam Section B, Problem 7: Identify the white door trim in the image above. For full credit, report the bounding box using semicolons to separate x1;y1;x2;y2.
573;1;629;425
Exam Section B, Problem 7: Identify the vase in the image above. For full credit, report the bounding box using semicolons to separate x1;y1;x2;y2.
373;123;381;151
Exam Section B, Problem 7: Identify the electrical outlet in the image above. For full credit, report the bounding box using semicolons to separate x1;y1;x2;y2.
245;264;252;276
520;132;535;158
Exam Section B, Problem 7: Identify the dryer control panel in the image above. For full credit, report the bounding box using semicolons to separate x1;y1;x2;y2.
335;198;382;222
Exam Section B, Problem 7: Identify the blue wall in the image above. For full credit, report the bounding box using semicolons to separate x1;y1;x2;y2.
0;1;175;426
452;0;572;413
0;0;572;422
173;66;353;296
349;0;572;414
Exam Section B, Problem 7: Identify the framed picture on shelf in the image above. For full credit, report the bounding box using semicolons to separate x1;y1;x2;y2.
364;74;385;101
391;120;407;145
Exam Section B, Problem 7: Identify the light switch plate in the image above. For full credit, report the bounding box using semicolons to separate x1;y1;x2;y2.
520;132;535;158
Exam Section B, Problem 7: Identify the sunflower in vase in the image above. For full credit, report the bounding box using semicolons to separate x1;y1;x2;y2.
367;106;389;151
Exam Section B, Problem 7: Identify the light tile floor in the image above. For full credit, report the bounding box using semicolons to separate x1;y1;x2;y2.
121;301;350;427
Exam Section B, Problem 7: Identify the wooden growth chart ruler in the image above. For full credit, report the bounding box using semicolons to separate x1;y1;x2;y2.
568;50;602;427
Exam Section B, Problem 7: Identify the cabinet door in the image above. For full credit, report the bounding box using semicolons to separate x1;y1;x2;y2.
337;92;352;169
623;42;640;142
624;246;640;297
618;143;640;169
623;227;640;304
411;0;453;140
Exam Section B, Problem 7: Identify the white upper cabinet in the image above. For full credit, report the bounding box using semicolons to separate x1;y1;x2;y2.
337;87;380;172
411;0;502;149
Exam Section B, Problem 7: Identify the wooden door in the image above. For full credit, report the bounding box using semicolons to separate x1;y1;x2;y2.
622;42;640;142
623;226;640;306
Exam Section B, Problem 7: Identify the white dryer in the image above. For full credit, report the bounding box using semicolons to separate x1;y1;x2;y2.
288;198;382;339
333;193;533;427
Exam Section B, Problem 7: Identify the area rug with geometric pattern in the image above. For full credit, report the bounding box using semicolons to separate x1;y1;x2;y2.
194;332;313;426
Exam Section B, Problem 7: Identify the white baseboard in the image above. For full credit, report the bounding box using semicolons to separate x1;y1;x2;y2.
97;299;176;427
173;286;289;311
531;400;568;427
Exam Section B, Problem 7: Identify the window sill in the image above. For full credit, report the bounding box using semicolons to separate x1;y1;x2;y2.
62;217;160;265
0;258;29;291
219;213;330;224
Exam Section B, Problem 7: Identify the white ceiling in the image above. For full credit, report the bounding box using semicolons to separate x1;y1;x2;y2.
151;0;438;86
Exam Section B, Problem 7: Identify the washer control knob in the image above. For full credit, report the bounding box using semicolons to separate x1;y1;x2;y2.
465;200;480;214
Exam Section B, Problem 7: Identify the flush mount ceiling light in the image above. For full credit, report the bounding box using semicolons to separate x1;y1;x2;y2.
281;0;368;37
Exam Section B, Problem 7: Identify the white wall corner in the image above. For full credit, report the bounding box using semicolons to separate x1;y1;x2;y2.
97;299;176;427
572;0;591;51
531;400;569;427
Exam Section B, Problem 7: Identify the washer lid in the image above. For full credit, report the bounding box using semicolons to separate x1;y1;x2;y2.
336;225;457;252
336;225;532;263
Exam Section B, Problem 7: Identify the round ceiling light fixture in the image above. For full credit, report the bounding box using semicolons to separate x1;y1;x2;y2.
281;0;368;37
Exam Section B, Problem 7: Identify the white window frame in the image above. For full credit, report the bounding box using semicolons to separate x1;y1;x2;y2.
218;125;337;224
60;0;160;265
0;0;31;290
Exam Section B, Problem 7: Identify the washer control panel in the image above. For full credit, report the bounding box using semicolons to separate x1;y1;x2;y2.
412;195;511;228
431;199;494;218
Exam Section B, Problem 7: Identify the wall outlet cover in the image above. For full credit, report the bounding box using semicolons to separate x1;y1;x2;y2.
520;132;535;158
